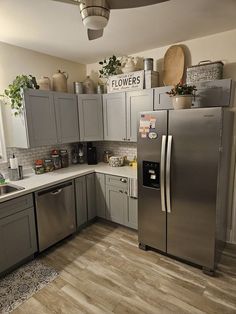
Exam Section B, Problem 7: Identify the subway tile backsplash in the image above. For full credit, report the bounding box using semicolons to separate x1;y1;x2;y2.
0;141;137;176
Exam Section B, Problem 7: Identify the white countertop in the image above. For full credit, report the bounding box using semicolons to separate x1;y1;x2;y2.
0;163;137;204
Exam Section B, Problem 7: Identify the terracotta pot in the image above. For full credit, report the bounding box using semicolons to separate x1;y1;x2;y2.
38;76;51;91
172;95;192;109
52;70;68;92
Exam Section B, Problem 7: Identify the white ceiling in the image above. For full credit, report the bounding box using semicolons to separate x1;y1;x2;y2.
0;0;236;64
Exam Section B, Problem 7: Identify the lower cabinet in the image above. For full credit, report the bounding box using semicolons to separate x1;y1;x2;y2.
75;176;87;228
105;185;128;225
96;173;106;219
0;195;37;274
86;173;97;221
126;197;138;230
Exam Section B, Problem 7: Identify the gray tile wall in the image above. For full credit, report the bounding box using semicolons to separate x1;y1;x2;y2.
95;141;137;162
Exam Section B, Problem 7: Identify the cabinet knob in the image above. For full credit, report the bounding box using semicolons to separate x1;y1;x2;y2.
120;178;127;183
123;138;126;141
119;190;123;193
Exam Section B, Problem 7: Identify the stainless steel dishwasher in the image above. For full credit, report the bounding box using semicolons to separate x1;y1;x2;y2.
35;180;76;252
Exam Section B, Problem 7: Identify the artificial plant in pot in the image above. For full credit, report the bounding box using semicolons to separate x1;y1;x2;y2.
98;55;121;92
4;75;39;116
166;83;197;109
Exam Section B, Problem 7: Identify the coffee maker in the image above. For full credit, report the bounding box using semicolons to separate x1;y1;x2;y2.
87;142;97;165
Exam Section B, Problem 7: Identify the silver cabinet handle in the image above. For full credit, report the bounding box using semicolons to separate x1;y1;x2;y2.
50;188;62;195
166;135;172;213
120;178;127;183
161;135;167;212
119;190;123;193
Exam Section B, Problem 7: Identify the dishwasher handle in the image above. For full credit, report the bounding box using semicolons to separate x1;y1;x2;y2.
36;181;72;197
50;188;62;195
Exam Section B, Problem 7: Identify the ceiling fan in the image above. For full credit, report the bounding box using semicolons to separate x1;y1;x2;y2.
52;0;168;40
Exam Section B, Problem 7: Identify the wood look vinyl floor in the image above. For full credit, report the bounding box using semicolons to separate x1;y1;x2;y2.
13;221;236;314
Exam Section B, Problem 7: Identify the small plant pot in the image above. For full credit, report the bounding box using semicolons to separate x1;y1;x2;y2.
172;95;193;109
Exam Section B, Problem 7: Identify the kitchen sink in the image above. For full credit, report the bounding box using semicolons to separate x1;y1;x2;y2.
0;184;25;196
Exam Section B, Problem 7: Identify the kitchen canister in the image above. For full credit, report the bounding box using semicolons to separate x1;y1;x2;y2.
144;58;154;71
52;70;68;92
38;76;51;90
73;82;83;94
109;156;124;167
186;60;224;84
83;76;95;94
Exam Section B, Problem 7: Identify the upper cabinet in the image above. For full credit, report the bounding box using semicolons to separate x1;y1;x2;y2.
103;90;153;142
78;95;103;141
103;92;127;141
13;89;80;148
154;86;173;110
54;93;80;144
126;90;153;142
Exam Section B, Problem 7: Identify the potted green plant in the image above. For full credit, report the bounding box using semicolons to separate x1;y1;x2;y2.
166;82;197;109
4;75;39;116
99;55;121;78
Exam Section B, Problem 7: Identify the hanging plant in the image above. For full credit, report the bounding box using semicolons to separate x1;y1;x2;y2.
99;55;121;78
4;75;39;116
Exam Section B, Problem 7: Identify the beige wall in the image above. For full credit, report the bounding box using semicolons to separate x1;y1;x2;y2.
87;29;236;243
87;28;236;85
0;41;86;146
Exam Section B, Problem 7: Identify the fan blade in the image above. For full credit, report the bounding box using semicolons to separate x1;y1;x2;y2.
52;0;80;5
109;0;168;9
87;29;104;40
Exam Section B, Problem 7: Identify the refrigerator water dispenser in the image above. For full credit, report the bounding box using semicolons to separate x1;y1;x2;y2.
143;161;160;189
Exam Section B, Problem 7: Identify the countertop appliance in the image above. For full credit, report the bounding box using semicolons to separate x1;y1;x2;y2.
35;181;76;252
138;108;233;274
87;142;97;165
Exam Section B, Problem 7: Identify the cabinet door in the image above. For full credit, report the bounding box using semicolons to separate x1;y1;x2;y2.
125;197;138;230
95;173;106;219
103;93;127;141
78;95;103;141
75;176;87;228
0;207;37;274
24;89;57;147
154;86;173;110
54;93;80;144
86;173;97;221
105;185;128;225
126;90;154;142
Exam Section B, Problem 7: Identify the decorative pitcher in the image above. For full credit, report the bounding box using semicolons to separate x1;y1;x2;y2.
52;70;68;92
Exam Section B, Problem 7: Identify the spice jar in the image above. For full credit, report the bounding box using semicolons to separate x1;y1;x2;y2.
103;150;112;163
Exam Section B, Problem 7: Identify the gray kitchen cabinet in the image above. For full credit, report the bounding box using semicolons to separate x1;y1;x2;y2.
54;93;80;144
86;173;97;221
154;86;173;110
103;92;127;141
105;184;128;225
78;95;103;141
95;173;106;219
75;176;88;228
126;90;154;142
22;89;58;147
125;197;138;230
13;89;79;148
0;195;37;274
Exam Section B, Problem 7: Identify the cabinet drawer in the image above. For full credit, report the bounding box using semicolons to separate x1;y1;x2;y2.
0;194;34;219
105;175;128;190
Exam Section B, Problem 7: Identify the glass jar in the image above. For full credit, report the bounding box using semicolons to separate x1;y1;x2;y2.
34;159;45;175
44;159;54;172
60;150;69;168
103;150;112;163
51;150;62;170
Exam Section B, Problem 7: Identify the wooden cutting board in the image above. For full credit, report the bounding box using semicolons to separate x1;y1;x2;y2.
163;45;185;86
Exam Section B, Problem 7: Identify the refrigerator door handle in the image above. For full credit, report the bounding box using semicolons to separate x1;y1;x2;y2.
161;135;167;212
166;135;172;213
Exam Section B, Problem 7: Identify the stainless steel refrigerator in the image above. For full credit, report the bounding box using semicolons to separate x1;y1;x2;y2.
137;107;233;274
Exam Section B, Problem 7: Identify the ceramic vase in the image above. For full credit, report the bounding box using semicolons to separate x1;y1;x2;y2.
172;95;192;109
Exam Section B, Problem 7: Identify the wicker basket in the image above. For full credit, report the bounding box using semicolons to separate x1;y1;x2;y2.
186;60;223;84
